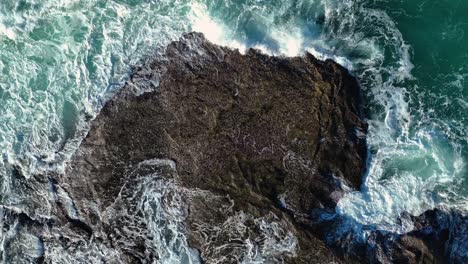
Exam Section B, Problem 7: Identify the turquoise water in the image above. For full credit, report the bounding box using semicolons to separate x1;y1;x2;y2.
335;0;468;231
0;0;466;261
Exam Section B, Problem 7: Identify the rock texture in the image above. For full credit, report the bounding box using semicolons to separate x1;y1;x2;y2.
317;208;467;264
7;32;464;264
53;32;367;263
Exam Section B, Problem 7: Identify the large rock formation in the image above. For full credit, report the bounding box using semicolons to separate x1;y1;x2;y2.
6;32;463;264
50;32;367;263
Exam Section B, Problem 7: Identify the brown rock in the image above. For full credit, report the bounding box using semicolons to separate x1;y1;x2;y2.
55;32;367;263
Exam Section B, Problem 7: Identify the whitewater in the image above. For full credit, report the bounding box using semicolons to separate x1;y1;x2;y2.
0;0;466;262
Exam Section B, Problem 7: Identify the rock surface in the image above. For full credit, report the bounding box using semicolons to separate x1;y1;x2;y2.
6;32;464;264
317;208;467;264
55;32;367;263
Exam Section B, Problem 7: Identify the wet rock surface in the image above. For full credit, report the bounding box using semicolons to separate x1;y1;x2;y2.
315;208;467;264
6;32;465;263
58;32;367;263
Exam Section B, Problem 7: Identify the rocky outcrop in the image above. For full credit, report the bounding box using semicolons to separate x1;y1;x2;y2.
10;32;462;264
397;209;467;264
314;208;467;264
47;32;367;263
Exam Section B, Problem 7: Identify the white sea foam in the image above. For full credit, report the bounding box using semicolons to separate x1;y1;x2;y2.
134;177;201;264
188;0;352;68
0;24;15;40
321;0;466;233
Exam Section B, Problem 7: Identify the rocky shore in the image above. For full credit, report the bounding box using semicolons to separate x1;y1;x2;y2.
6;32;465;263
57;31;369;263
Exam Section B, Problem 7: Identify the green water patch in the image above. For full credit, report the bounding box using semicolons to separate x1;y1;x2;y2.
367;0;467;196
